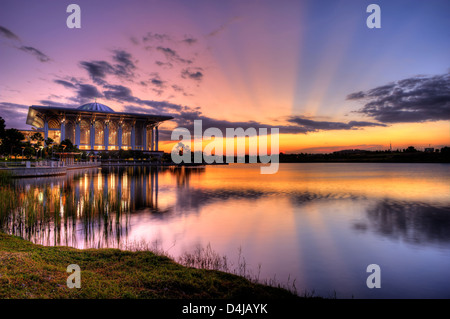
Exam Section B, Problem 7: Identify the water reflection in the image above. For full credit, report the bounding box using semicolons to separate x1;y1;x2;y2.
3;163;450;298
356;199;450;245
6;164;450;248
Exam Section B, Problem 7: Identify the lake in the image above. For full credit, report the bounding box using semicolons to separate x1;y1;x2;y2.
6;163;450;298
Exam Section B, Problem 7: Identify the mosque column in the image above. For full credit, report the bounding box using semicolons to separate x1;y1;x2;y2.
90;120;95;150
150;126;154;151
118;123;123;149
75;120;80;147
104;122;109;150
44;118;49;140
131;121;136;150
60;118;66;141
143;125;148;151
155;125;159;151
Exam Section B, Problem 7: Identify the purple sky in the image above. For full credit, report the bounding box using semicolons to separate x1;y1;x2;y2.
1;0;449;152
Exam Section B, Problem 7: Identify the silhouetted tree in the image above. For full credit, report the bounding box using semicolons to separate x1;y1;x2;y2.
0;128;25;158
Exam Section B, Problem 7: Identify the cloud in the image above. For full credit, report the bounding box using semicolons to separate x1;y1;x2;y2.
123;100;183;113
38;100;78;108
111;49;136;78
19;46;50;62
181;67;203;81
148;73;165;88
156;46;192;64
348;72;450;123
0;102;30;129
182;37;197;45
54;80;76;89
103;84;137;103
286;116;387;130
53;79;103;104
79;50;136;84
0;26;20;40
155;60;173;69
297;144;386;154
0;26;51;63
103;84;182;112
79;61;114;85
76;84;103;100
162;110;388;141
207;16;240;37
172;84;192;97
143;32;171;42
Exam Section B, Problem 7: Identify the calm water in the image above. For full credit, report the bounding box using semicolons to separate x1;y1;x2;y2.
8;163;450;298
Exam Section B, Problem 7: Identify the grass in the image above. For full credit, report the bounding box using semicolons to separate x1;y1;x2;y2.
0;232;300;299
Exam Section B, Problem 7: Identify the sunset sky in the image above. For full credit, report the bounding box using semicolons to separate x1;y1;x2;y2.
1;0;449;153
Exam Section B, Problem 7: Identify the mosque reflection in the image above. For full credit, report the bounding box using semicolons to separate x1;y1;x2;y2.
13;166;206;248
10;164;450;250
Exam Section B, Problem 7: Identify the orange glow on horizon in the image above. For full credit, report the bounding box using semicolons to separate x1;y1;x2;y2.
159;120;450;154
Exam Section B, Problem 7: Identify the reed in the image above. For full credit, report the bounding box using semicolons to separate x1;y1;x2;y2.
0;180;130;245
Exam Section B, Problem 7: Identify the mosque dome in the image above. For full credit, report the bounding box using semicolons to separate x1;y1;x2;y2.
77;102;115;113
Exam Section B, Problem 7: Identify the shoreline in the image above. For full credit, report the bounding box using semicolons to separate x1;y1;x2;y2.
0;232;301;299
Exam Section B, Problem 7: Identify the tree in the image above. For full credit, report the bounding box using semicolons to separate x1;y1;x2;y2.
0;129;25;159
56;139;78;152
404;146;417;153
45;137;54;147
0;117;5;140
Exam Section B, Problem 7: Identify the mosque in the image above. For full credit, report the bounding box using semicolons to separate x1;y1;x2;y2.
25;102;173;153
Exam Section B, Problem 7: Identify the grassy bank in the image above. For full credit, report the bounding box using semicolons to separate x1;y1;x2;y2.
0;233;299;299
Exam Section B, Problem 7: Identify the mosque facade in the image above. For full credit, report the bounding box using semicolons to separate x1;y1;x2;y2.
26;102;173;153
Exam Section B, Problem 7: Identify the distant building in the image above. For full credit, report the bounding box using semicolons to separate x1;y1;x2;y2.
424;147;434;153
26;102;173;153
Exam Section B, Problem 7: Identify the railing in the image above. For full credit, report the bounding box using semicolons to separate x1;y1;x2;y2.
0;160;101;168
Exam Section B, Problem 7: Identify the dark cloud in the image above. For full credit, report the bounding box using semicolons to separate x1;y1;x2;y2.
122;105;154;114
54;80;76;89
169;110;308;138
79;50;136;84
1;26;51;63
181;68;203;81
156;46;192;64
103;84;181;112
79;61;114;85
182;37;197;45
111;49;136;78
143;32;171;42
287;116;386;130
19;46;50;62
103;84;137;103
139;100;183;112
0;26;20;40
77;84;103;100
53;79;102;104
348;72;450;123
163;110;388;141
0;102;29;129
148;73;165;88
172;84;192;97
151;79;164;87
123;100;183;113
155;60;173;69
